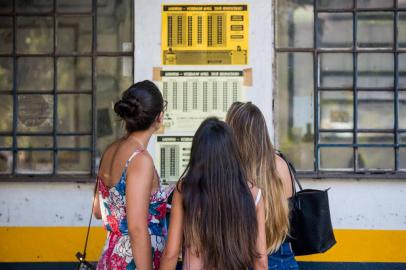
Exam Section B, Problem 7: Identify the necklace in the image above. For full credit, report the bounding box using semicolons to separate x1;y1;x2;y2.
128;135;145;150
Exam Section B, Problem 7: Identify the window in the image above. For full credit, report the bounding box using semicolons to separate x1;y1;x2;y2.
0;0;133;179
275;0;406;178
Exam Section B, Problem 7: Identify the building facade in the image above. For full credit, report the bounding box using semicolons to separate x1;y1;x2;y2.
0;0;405;269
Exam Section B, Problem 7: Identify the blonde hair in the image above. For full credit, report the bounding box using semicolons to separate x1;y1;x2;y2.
226;102;290;253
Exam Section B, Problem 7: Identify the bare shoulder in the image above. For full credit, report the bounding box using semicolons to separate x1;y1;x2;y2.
173;186;183;200
98;140;122;170
274;154;293;198
106;139;122;152
127;150;154;171
249;184;260;199
176;180;183;192
275;154;289;172
100;140;121;160
124;151;155;191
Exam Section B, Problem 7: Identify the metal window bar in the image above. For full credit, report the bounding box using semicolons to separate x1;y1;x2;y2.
316;8;406;13
313;0;319;172
53;0;57;175
394;0;400;171
91;0;97;176
0;0;134;180
0;91;94;95
0;52;134;57
352;0;359;172
275;0;406;178
11;0;17;175
275;48;406;53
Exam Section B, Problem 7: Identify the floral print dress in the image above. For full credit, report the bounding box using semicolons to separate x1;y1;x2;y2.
96;150;175;270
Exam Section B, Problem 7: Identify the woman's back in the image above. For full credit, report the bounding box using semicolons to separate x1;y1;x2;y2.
98;140;159;191
96;142;174;269
183;186;263;270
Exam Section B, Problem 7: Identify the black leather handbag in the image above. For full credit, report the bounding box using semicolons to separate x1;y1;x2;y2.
277;152;336;256
76;252;96;270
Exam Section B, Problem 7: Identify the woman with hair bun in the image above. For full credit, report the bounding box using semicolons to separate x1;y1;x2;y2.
93;80;174;270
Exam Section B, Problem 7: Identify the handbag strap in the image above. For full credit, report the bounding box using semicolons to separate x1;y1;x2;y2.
275;151;303;192
81;178;99;259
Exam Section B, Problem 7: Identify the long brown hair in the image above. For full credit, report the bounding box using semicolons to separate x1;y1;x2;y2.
179;117;259;270
226;102;289;253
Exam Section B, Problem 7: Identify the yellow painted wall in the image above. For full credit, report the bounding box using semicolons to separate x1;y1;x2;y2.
1;228;406;263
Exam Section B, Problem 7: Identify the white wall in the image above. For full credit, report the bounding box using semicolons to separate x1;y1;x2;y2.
1;179;405;230
300;179;406;230
0;182;101;226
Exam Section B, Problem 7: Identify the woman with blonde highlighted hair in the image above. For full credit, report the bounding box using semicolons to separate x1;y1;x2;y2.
226;102;299;270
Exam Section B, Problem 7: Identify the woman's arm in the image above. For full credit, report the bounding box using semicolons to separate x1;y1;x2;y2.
93;184;102;219
253;195;268;270
126;153;154;270
160;189;184;270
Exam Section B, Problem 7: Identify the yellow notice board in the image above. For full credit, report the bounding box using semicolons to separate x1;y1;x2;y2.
162;4;249;65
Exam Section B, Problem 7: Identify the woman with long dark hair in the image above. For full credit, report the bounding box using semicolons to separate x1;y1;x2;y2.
226;102;299;270
93;80;174;270
160;117;268;270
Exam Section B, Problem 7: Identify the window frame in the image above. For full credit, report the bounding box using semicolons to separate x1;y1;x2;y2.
0;0;134;181
273;0;406;179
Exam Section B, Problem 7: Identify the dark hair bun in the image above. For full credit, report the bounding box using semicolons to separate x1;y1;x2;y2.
114;99;141;118
114;80;163;132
